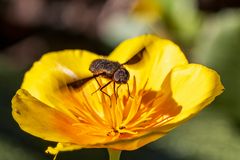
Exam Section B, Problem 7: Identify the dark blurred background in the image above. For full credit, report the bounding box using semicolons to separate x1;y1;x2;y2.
1;0;240;159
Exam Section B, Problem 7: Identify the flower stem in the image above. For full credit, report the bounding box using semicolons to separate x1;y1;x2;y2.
107;148;122;160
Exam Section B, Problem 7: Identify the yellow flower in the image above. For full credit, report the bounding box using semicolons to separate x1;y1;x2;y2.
11;35;223;159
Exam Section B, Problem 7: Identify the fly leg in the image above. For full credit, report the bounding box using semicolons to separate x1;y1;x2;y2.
116;84;122;99
91;77;102;95
99;80;112;99
91;79;112;106
126;83;133;98
113;82;118;100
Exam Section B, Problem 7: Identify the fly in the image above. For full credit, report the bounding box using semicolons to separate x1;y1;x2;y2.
67;48;144;98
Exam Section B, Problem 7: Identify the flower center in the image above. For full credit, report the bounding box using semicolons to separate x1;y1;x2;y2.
56;76;181;141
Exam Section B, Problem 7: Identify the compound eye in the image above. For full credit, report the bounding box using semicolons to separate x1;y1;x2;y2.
114;68;129;84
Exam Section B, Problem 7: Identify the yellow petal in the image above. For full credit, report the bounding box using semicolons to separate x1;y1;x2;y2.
103;131;166;150
161;64;224;128
102;64;223;151
108;34;188;91
12;89;79;142
21;50;99;106
12;89;124;146
47;132;166;151
46;143;82;155
108;35;158;63
46;131;163;152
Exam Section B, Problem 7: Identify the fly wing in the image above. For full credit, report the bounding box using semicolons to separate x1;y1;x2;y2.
123;48;144;65
67;75;97;89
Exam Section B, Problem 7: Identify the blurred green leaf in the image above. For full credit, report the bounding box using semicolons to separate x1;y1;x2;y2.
159;0;202;46
0;133;46;160
192;9;240;122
